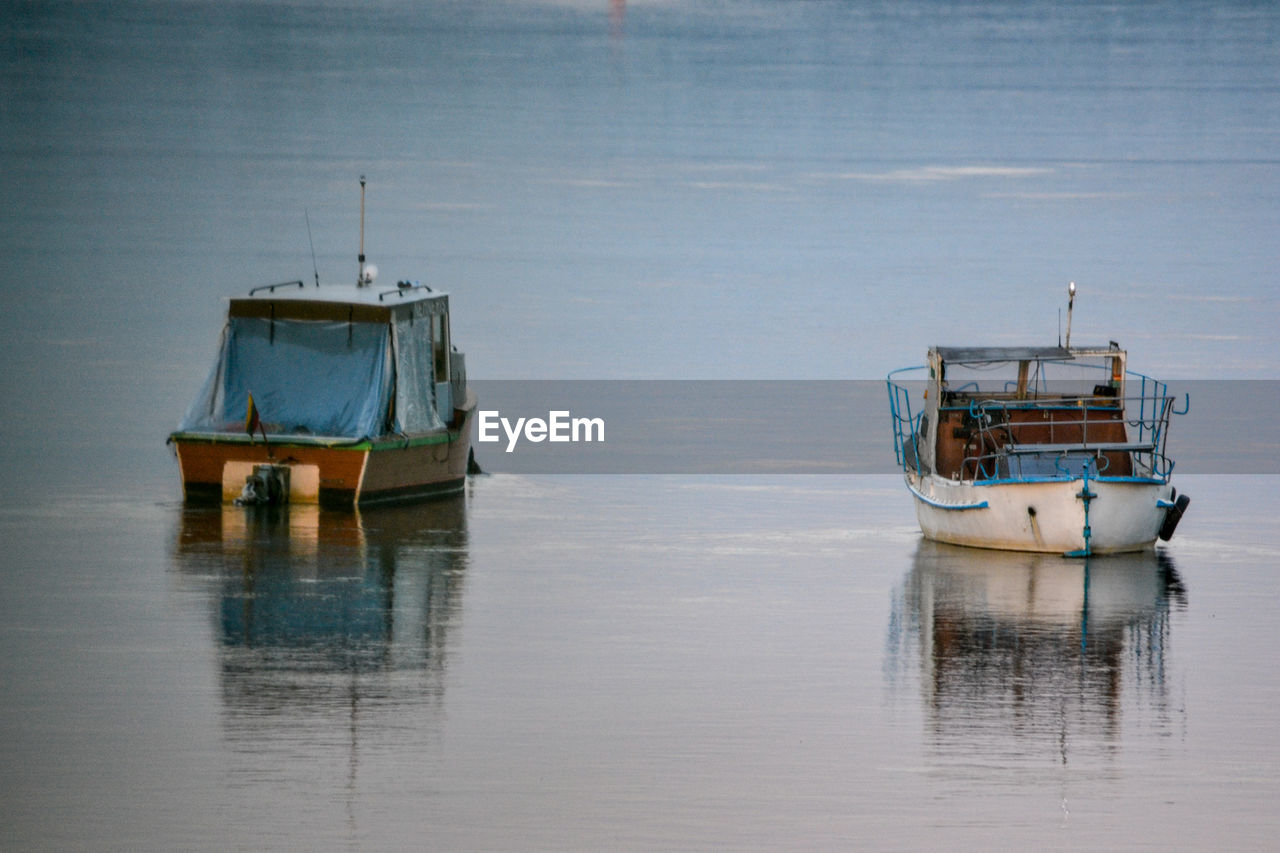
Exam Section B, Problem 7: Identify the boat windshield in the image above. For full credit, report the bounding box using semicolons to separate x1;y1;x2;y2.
942;353;1118;400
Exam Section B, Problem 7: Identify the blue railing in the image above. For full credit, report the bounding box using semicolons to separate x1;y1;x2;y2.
886;366;1186;483
886;366;928;476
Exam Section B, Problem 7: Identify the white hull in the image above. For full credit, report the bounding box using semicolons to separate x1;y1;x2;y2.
906;470;1173;554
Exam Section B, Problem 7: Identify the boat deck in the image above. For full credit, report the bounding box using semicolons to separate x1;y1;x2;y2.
888;366;1181;485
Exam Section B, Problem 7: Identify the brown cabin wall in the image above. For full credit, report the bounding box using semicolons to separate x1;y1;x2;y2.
934;402;1132;480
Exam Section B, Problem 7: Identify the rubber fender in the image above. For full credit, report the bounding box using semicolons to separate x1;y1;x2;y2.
1158;493;1191;541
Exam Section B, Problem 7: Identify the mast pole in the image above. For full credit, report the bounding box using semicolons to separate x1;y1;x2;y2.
1065;281;1076;350
355;174;366;284
306;210;319;287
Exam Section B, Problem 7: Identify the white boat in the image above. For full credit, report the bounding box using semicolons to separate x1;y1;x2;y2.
887;289;1190;555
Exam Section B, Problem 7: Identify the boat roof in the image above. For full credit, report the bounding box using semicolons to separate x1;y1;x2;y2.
229;280;448;322
242;279;446;305
933;345;1120;364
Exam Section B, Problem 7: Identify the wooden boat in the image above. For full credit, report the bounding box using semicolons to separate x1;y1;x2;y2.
169;277;475;508
887;287;1190;555
170;182;474;507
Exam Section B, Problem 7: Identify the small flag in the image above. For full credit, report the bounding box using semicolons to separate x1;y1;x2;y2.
245;393;260;435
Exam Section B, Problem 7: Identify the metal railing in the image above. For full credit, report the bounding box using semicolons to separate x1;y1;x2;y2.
887;367;1187;483
887;366;927;476
248;280;305;296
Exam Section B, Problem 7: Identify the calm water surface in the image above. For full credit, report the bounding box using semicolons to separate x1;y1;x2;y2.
3;0;1279;848
3;475;1279;849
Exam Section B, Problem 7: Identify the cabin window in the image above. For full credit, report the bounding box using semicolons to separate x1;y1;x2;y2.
432;312;449;383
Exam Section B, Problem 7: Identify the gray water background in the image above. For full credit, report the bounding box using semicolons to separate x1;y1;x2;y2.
2;1;1279;849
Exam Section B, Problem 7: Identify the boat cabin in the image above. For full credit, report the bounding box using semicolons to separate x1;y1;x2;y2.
176;279;467;441
906;343;1170;483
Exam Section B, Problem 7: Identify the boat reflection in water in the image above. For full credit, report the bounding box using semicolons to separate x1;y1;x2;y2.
173;497;468;732
887;540;1187;759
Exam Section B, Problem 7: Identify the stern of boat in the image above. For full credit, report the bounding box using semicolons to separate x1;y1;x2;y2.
907;471;1172;554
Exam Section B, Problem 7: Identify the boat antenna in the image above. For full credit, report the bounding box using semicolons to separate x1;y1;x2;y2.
357;175;366;287
305;209;319;287
1064;281;1076;349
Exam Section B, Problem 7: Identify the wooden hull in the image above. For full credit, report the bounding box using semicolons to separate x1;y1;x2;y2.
173;399;475;509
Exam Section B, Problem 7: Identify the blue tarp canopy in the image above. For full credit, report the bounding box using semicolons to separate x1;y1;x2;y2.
179;317;393;439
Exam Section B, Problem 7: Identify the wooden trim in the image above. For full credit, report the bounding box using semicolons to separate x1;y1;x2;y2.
229;299;390;323
174;439;368;497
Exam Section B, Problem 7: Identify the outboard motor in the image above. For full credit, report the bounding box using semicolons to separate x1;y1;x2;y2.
235;463;291;506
